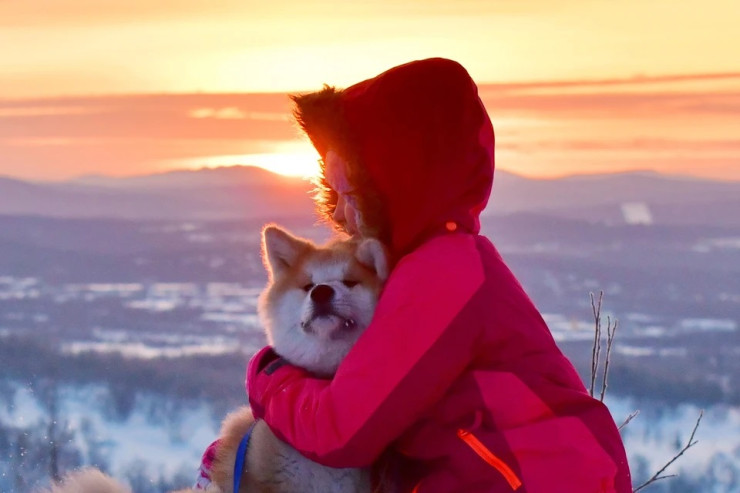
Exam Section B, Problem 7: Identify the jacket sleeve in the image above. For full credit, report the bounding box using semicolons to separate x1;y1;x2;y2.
247;235;485;468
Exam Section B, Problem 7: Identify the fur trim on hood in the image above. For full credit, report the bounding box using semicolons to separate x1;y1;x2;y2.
292;58;495;257
291;86;389;245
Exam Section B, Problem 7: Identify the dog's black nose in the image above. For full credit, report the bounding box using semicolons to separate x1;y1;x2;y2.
310;284;335;304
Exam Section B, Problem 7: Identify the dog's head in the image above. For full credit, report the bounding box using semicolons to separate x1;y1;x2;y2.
258;225;388;376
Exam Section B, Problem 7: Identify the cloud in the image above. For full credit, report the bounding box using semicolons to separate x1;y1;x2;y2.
0;106;102;117
498;139;740;152
478;72;740;120
188;107;289;121
0;94;300;180
0;94;296;141
480;71;740;93
1;72;738;180
0;0;570;28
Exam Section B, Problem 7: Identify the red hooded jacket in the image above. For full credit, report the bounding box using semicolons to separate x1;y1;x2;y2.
248;58;632;492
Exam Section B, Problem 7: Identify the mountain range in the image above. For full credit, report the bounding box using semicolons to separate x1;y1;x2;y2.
1;166;738;227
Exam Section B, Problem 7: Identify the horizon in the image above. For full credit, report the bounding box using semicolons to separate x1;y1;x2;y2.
4;162;739;186
2;0;739;181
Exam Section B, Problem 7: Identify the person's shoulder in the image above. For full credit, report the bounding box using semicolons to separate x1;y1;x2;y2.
380;234;485;314
392;233;484;287
409;232;479;260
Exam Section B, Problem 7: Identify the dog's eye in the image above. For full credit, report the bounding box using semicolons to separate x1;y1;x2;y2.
342;280;359;288
302;283;315;292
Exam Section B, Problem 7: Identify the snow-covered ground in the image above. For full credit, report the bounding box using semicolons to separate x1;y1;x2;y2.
0;383;220;491
607;396;740;484
2;380;738;492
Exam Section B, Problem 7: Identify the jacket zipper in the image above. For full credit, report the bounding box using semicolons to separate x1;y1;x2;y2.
457;429;522;490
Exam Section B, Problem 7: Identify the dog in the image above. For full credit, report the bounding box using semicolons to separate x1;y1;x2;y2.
41;225;388;493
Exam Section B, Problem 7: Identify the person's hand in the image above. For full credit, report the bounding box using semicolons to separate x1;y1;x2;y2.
246;346;307;419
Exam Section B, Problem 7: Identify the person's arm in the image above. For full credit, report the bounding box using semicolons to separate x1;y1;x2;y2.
248;235;485;467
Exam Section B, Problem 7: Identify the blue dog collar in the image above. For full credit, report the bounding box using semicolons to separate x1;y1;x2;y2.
233;422;256;493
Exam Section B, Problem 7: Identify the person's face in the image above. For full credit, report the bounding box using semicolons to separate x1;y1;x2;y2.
325;150;360;236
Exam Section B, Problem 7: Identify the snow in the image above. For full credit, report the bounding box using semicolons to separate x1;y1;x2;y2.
0;386;46;426
2;380;738;489
679;318;737;333
634;325;668;337
621;202;654;225
542;313;597;341
1;383;219;486
693;237;740;252
83;396;214;480
61;341;242;359
615;345;655;357
126;299;180;312
606;397;740;479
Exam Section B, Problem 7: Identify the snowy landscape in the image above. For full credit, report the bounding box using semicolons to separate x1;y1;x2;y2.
0;167;738;492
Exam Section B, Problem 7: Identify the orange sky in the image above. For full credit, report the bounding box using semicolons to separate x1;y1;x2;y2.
1;0;739;181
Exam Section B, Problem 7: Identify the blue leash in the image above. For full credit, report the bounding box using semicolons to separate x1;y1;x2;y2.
233;422;256;493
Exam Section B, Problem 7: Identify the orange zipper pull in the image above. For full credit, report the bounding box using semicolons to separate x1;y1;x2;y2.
457;429;522;490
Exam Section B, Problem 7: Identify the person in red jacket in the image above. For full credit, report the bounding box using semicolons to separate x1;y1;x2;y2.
247;58;632;492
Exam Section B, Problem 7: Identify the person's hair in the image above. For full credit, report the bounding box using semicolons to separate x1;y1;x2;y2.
292;87;391;245
315;156;390;245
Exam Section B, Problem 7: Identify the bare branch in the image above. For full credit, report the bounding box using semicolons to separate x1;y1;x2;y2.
584;291;699;492
589;291;603;397
634;474;677;490
618;410;640;431
632;411;703;492
600;316;618;402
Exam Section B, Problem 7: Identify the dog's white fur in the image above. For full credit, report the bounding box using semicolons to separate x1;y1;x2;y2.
260;226;387;377
40;226;387;493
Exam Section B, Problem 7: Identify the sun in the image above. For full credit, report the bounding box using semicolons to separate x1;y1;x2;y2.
174;145;322;179
242;150;321;178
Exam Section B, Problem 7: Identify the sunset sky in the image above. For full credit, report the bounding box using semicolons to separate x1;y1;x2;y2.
1;0;738;181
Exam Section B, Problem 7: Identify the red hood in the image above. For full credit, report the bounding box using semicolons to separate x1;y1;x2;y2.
295;58;495;256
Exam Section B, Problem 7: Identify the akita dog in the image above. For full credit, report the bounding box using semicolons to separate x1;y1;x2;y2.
42;225;388;493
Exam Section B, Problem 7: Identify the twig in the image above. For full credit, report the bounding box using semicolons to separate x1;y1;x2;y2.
618;410;640;431
585;292;700;491
589;291;603;397
632;410;704;492
600;317;618;402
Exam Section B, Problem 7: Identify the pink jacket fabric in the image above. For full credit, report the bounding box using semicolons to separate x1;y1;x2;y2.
248;58;632;492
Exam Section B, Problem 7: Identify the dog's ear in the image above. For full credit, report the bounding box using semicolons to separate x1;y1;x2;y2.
355;238;389;282
262;225;312;280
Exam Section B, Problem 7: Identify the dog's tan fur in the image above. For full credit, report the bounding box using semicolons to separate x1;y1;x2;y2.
40;226;386;493
41;468;133;493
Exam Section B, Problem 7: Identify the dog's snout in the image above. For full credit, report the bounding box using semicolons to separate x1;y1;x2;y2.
310;284;335;304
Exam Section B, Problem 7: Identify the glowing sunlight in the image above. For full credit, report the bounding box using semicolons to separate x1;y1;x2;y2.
239;150;321;178
176;149;321;179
